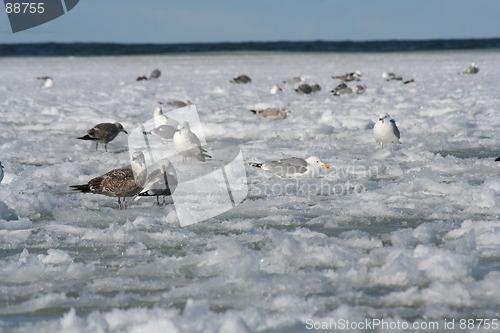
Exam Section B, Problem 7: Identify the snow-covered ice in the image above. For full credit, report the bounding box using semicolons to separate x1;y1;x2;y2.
0;50;499;332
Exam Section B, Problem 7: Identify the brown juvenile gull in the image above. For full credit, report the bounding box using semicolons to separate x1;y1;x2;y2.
231;74;252;84
173;121;211;162
250;107;289;120
70;151;146;209
249;156;330;178
136;159;178;205
78;122;128;152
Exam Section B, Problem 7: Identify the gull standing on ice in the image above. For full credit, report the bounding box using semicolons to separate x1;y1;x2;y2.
270;84;282;94
144;107;178;141
173;121;211;162
78;122;128;152
37;76;53;89
136;159;178;205
282;76;304;84
250;107;289;120
332;71;361;82
137;69;161;81
153;107;178;128
462;63;479;74
160;99;193;108
249;156;330;178
295;83;312;95
231;74;252;84
0;161;4;183
373;113;401;149
70;151;147;209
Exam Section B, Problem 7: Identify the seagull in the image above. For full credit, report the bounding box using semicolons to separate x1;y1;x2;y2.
270;84;282;94
78;122;128;152
159;99;193;108
462;63;479;74
153;107;178;128
136;69;161;81
173;121;211;162
295;83;312;95
311;83;321;92
0;161;4;183
249;156;330;178
330;83;353;96
37;76;53;89
136;159;178;205
332;71;361;82
383;72;414;84
331;83;366;96
352;84;366;94
283;76;304;84
382;72;403;81
70;151;147;209
149;69;161;80
231;74;252;84
145;125;177;142
250;107;289;120
373;113;401;149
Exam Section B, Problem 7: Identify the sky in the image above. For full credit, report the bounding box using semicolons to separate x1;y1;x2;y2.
1;0;499;44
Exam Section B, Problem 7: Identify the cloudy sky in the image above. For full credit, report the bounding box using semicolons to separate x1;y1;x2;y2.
1;0;499;44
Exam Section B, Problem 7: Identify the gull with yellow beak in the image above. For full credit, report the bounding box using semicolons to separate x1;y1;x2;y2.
249;156;330;178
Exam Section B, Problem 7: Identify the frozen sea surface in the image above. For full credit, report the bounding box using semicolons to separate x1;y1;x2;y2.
0;51;499;332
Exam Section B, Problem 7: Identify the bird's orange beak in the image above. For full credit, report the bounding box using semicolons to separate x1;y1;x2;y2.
322;163;331;169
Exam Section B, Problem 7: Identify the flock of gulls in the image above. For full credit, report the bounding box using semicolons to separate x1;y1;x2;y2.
0;62;491;211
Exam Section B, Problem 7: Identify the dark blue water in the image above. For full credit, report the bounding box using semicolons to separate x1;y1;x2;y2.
0;38;499;57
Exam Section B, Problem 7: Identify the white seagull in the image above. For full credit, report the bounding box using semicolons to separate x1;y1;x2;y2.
173;121;211;162
373;113;401;149
250;107;289;120
249;156;330;178
136;159;178;205
153;107;178;128
37;76;53;89
270;84;282;94
463;63;479;74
